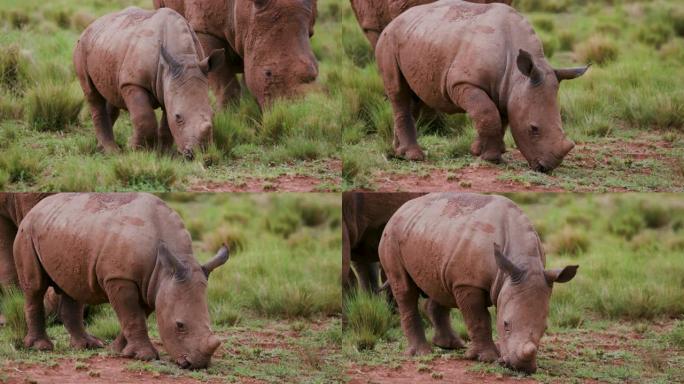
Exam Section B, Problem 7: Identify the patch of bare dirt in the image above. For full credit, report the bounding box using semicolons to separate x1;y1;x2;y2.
1;356;221;384
348;357;536;384
369;165;563;192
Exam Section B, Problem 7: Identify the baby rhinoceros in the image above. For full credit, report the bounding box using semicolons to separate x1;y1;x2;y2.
14;193;229;369
379;193;578;374
376;0;588;172
74;7;225;159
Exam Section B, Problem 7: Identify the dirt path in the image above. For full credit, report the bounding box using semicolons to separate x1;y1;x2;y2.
348;357;536;384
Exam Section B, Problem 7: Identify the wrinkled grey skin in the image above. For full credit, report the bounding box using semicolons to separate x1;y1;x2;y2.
74;7;225;159
379;193;578;373
154;0;318;108
376;1;588;171
14;193;229;369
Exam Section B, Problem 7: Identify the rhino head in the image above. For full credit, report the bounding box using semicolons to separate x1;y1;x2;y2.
507;49;588;173
493;243;578;374
154;243;230;369
159;46;225;159
238;0;319;107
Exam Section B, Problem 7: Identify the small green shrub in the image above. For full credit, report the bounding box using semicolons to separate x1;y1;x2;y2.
575;36;618;65
0;147;42;184
0;287;26;347
112;152;178;190
609;211;645;240
548;226;590;256
25;82;83;132
202;225;247;253
0;44;28;94
344;290;394;350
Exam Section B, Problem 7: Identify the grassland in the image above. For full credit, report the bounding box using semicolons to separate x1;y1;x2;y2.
0;193;342;383
0;0;342;192
344;193;684;383
340;0;684;191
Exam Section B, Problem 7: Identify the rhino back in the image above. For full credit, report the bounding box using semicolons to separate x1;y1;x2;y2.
78;7;203;108
383;193;542;307
20;193;192;305
385;0;540;110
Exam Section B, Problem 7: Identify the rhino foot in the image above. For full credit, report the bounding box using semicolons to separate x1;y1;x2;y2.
465;344;499;362
433;334;465;350
480;151;503;164
122;343;159;361
111;333;126;353
71;334;105;350
396;145;426;161
24;335;54;351
406;343;432;356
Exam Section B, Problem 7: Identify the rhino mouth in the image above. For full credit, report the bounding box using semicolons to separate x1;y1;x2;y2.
498;357;537;374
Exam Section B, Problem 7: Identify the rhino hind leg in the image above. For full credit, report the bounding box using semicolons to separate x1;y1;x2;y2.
82;78;120;154
196;33;241;108
451;85;505;163
59;295;104;349
122;85;159;151
13;233;53;351
376;36;425;161
453;286;499;362
426;299;465;350
105;280;159;361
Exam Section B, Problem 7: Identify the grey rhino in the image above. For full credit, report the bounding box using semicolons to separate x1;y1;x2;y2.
376;1;588;171
0;194;59;325
379;193;578;373
342;192;425;296
350;0;512;49
154;0;319;108
74;7;225;159
14;193;229;369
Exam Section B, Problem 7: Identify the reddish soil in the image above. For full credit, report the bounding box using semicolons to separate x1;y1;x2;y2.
190;161;340;192
348;357;536;384
367;137;680;192
1;355;220;384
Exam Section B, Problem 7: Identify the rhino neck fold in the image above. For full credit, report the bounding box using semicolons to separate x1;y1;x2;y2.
145;257;165;310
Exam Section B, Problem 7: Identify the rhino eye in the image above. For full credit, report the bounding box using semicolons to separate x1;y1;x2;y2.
175;114;184;125
176;321;186;331
529;125;540;137
504;321;511;332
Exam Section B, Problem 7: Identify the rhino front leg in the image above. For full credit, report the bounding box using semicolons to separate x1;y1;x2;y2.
87;92;120;154
426;299;465;350
451;85;505;163
105;280;158;361
376;37;424;161
196;33;241;108
122;85;158;150
0;217;18;293
59;295;104;349
453;286;499;362
158;111;174;153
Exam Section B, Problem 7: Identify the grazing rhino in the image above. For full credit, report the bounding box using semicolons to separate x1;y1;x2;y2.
153;0;319;108
74;7;225;159
379;193;578;373
0;193;61;326
342;192;425;296
350;0;512;49
376;1;588;172
14;193;229;369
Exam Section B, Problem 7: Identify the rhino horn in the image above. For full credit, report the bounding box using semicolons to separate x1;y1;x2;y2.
158;241;189;281
161;45;184;79
554;65;590;82
544;265;579;285
202;244;230;278
493;243;525;283
516;49;544;86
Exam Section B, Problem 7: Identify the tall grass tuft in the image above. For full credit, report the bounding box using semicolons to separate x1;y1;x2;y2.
344;290;394;350
0;44;29;94
575;36;618;65
112;152;178;190
25;82;83;132
0;287;27;348
0;147;42;184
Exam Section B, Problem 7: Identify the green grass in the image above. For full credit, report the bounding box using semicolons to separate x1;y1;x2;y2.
341;0;684;191
0;193;342;383
0;0;341;191
344;193;684;382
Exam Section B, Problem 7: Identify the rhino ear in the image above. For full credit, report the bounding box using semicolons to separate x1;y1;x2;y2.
199;49;225;75
202;244;230;278
493;243;525;283
516;49;543;86
158;241;189;281
161;46;184;79
554;65;590;82
545;265;579;285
